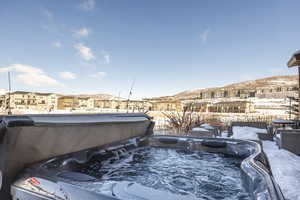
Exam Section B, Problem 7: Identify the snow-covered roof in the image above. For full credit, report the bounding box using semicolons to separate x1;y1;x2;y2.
272;119;295;124
184;98;250;104
200;123;215;130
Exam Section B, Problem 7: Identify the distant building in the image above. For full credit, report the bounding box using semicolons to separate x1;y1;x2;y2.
0;91;59;113
184;99;251;113
57;96;78;110
143;97;182;112
47;94;59;111
94;99;117;109
0;95;6;112
0;75;297;116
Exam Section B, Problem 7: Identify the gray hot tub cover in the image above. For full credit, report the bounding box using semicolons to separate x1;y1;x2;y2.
0;113;153;199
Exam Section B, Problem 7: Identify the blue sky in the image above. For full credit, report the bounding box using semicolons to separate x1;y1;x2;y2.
0;0;299;98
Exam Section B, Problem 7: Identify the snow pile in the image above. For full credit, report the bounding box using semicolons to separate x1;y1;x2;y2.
218;131;229;138
200;123;214;130
192;127;209;132
251;98;288;105
263;141;300;200
192;123;216;132
272;119;294;124
232;126;267;140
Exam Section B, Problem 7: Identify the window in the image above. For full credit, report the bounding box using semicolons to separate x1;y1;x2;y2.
277;87;282;92
236;90;241;97
249;92;256;97
224;91;228;97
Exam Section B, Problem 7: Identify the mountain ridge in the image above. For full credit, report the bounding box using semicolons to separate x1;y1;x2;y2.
172;75;298;99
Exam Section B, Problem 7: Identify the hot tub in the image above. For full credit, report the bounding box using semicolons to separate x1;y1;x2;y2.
11;135;284;200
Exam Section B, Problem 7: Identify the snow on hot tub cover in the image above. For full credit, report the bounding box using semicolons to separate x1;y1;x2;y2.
0;113;154;199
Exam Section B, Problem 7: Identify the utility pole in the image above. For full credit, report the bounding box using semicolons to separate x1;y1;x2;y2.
126;79;135;113
287;96;292;120
7;71;12;115
117;91;121;112
289;97;292;120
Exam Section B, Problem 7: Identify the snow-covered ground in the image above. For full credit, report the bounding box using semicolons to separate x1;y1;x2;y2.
231;126;267;140
199;123;215;130
229;126;300;200
263;141;300;200
191;127;210;132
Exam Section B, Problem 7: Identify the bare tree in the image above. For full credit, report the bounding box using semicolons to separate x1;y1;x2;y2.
163;102;200;134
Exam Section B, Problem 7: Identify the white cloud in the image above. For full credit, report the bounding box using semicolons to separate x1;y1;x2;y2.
0;64;43;74
0;64;61;87
101;51;110;64
74;43;95;61
200;28;210;43
74;27;90;38
90;72;107;79
79;0;95;11
52;41;62;48
59;71;77;79
17;73;60;87
73;43;110;64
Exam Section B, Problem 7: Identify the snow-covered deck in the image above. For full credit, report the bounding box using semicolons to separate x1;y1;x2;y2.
229;126;300;200
231;126;267;140
263;141;300;200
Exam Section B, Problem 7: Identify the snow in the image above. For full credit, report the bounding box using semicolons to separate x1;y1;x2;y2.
270;80;296;85
276;134;281;139
192;123;215;132
187;98;249;104
217;131;229;138
192;127;209;132
231;126;267;140
251;98;288;103
254;109;288;115
231;126;300;199
200;123;214;129
263;141;300;200
272;119;294;124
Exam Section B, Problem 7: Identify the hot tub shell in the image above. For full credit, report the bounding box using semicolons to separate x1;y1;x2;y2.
12;139;284;200
0;114;284;200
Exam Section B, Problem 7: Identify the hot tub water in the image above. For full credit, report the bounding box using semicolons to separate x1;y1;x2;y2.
76;147;251;200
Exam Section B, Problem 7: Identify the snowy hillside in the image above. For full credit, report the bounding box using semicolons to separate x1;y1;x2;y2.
174;75;297;99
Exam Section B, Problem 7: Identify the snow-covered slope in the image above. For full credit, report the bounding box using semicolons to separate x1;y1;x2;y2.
173;75;297;99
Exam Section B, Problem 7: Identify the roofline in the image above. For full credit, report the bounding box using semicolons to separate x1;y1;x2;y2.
287;50;300;67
